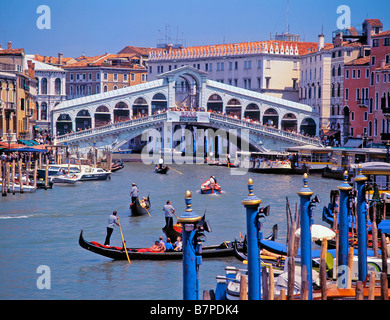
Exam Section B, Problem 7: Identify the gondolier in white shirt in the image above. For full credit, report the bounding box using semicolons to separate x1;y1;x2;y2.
129;182;139;204
104;210;120;246
163;200;175;225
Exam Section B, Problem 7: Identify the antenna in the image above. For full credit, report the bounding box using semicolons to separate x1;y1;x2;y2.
286;0;289;34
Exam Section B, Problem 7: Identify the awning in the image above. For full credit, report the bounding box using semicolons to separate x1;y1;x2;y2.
322;130;340;137
343;138;362;148
18;139;40;146
34;125;43;131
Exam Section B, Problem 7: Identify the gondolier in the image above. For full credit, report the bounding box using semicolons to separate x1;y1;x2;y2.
163;200;175;225
129;183;139;204
104;210;120;246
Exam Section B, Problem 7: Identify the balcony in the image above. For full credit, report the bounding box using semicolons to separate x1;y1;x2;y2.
2;102;16;110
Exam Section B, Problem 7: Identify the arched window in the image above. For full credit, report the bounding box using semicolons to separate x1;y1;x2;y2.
41;78;48;95
55;78;61;95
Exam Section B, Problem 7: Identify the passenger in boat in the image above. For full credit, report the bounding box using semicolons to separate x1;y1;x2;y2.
163;200;175;225
174;236;182;251
165;238;174;251
149;240;166;252
104;210;120;246
129;183;139;204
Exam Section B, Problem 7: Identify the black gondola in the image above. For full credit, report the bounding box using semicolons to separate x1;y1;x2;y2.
130;196;151;216
111;160;124;172
162;217;182;242
155;165;169;174
79;230;237;260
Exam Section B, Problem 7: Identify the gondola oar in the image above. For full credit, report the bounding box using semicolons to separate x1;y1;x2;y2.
118;223;131;264
167;166;183;175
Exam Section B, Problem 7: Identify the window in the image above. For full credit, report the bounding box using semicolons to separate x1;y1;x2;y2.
364;112;368;121
356;88;360;101
235;61;238;70
114;73;118;81
130;73;135;81
55;78;61;95
357;69;361;79
265;77;270;89
266;60;271;69
149;66;153;73
76;73;80;81
229;62;232;70
385;38;390;46
371;56;376;65
205;63;208;71
142;74;147;81
88;73;92;81
351;111;355;121
82;73;86;81
345;69;349;79
338;65;341;76
350;127;354;136
257;60;262;68
96;73;100;80
41;78;47;95
366;68;369;78
372;39;380;47
70;73;74;81
352;69;356;79
345;88;349;101
124;74;128;81
103;73;108;80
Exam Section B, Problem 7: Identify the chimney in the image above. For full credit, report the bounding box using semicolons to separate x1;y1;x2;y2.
7;41;11;50
27;60;35;78
318;34;325;51
58;53;63;65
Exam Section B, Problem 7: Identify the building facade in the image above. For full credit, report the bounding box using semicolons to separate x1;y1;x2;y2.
26;56;67;131
147;40;322;103
0;42;37;142
63;53;147;100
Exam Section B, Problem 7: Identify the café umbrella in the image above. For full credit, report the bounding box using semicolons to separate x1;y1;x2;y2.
295;224;336;241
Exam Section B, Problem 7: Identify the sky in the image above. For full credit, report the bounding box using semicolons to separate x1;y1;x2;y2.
0;0;389;58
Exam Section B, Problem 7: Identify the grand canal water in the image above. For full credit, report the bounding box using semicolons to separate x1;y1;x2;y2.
0;162;339;300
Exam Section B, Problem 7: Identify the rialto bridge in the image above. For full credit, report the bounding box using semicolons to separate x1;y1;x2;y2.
52;66;321;157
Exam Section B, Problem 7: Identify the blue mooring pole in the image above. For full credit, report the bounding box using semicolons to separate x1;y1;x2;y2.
354;165;368;281
297;173;313;300
337;171;353;287
178;190;202;300
241;178;262;300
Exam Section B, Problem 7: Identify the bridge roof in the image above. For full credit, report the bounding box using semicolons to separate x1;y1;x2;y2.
53;79;164;111
207;79;312;112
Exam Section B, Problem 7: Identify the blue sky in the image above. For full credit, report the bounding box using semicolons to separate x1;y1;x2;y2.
0;0;389;57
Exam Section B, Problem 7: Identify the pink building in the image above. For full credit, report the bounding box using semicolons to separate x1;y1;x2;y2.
368;30;390;144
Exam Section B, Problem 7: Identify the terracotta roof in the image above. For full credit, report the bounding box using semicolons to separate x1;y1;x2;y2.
63;53;146;70
0;48;24;55
33;54;74;64
372;30;390;38
364;19;383;28
345;56;370;66
118;46;155;55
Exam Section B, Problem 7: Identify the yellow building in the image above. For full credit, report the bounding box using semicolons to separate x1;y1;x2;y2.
0;42;38;143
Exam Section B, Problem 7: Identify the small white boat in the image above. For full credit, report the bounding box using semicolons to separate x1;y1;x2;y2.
51;173;82;184
0;182;37;193
79;166;111;181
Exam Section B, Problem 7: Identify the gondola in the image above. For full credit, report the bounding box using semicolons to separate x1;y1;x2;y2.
162;217;182;242
111;160;124;172
200;180;222;194
79;230;237;260
130;196;151;216
155;165;169;174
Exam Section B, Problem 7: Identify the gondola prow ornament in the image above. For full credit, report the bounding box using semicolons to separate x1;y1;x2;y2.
178;190;211;300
